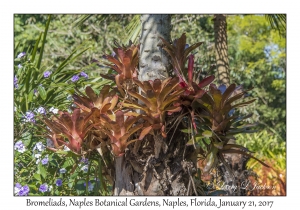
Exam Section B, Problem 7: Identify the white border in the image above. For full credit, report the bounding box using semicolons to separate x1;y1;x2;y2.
2;1;296;209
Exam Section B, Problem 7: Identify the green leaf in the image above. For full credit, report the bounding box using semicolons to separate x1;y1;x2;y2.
31;32;42;62
181;129;192;134
38;85;47;100
33;173;41;182
37;164;47;179
202;130;212;138
213;141;224;149
37;15;51;69
27;89;34;103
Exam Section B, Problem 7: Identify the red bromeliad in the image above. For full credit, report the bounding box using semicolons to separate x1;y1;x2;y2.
42;108;99;154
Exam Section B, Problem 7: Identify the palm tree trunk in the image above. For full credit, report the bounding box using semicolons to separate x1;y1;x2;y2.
139;14;172;81
213;14;230;86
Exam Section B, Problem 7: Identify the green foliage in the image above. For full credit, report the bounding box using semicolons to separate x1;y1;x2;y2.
236;130;286;170
227;15;286;139
14;15;112;196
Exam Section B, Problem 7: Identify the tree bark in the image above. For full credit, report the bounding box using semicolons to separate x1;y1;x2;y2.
213;14;230;86
139;14;172;81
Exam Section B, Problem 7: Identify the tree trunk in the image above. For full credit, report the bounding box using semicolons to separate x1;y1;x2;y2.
213;14;230;86
139;14;172;81
113;14;199;196
213;15;251;195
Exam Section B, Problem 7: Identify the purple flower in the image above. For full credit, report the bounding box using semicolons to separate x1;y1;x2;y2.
56;179;62;187
15;183;30;196
17;52;26;58
43;71;51;78
39;183;48;193
15;183;22;189
80;72;88;79
14;75;18;89
71;75;79;82
41;157;48;165
25;111;35;123
14;141;26;153
18;64;22;69
33;142;45;152
83;181;94;192
80;157;89;165
37;107;46;115
19;185;30;196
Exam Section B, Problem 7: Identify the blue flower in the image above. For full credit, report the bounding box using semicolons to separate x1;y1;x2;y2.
37;107;46;115
81;165;89;172
39;183;48;193
15;183;22;189
15;183;30;196
19;185;30;196
14;141;26;153
71;75;79;82
14;75;18;89
41;157;48;165
80;72;88;79
33;142;45;152
80;157;89;165
56;179;62;187
14;183;22;195
17;52;26;58
83;181;94;192
59;168;67;174
25;111;35;123
43;71;51;78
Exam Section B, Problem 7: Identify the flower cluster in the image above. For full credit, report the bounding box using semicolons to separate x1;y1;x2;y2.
14;141;26;153
33;142;46;152
24;111;35;123
15;183;30;196
70;72;88;82
33;142;48;165
80;157;89;172
37;107;46;115
49;107;59;114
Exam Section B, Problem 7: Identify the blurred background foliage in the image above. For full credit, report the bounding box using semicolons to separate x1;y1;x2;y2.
14;14;286;195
